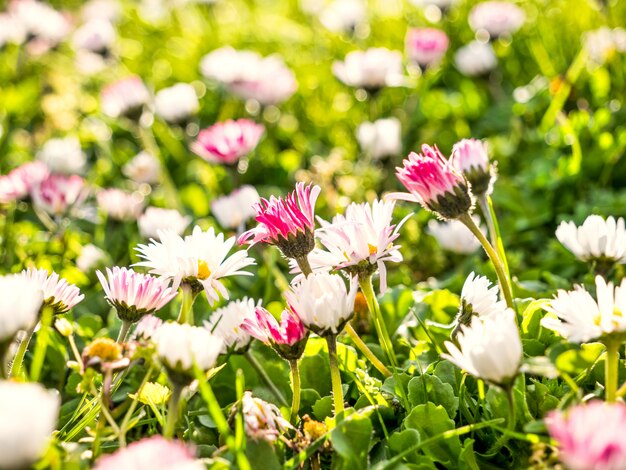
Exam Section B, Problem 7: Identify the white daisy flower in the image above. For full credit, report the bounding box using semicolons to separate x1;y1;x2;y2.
427;217;482;254
204;297;259;353
20;268;84;314
0;274;44;342
556;215;626;265
138;207;191;239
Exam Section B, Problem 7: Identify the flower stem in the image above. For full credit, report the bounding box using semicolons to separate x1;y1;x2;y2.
177;283;197;325
244;350;288;407
477;195;511;280
119;364;154;447
358;274;398;368
116;320;132;343
163;383;184;439
459;213;514;311
289;359;301;424
344;323;391;377
295;254;313;277
605;339;620;403
486;385;516;455
9;322;36;378
326;334;344;416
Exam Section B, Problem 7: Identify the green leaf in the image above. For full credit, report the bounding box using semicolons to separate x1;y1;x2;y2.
330;412;373;469
555;342;604;374
404;403;461;464
245;440;281;470
75;314;103;339
407;375;458;419
312;396;334;421
458;439;480;470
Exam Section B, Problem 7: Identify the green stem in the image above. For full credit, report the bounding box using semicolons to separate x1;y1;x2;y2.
119;364;154;447
0;340;9;379
116;320;132;343
295;255;313;277
245;350;288;407
344;323;391;377
478;195;511;279
163;384;184;439
459;214;514;311
605;339;620;403
289;359;301;424
486;385;516;455
358;275;398;368
177;284;197;325
326;335;344;416
30;307;53;382
9;323;36;378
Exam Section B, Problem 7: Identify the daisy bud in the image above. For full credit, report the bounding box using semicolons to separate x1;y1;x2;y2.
333;48;404;92
546;401;626;470
556;215;626;267
154;83;199;125
468;1;525;39
405;28;449;69
392;144;472;219
0;275;43;345
55;317;74;337
21;268;84;314
450;138;496;197
427;218;482;254
97;188;145;221
133;314;163;341
135;226;255;303
234;391;293;442
0;382;60;470
94;436;205;470
138;207;191;239
191;119;264;166
0;161;49;204
37;137;87;175
443;309;521;386
239;182;321;262
454;41;497;77
101;76;150;120
542;275;626;343
211;185;261;231
285;272;358;336
97;267;177;323
242;306;309;360
154;322;223;386
356;118;402;160
30;173;87;217
123;151;161;185
204;298;259;354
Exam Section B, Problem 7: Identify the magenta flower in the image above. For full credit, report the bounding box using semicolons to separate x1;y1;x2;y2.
96;267;178;323
238;182;321;260
30;173;86;217
101;76;150;119
547;401;626;470
450;138;495;196
406;28;449;68
391;144;471;219
0;161;49;204
94;436;204;470
242;306;308;360
191;119;264;165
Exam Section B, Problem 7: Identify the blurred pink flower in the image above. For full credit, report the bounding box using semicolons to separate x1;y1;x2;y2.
30;173;86;217
0;161;49;204
450;138;495;196
94;436;204;470
547;401;626;470
242;306;308;359
468;1;525;39
240;391;293;442
97;188;144;221
21;268;84;314
101;76;150;119
133;314;164;340
406;28;449;68
191;119;264;165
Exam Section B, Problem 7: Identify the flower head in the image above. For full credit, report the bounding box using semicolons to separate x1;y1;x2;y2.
405;28;449;68
584;27;626;65
556;215;626;266
21;268;84;314
333;48;404;91
242;306;309;360
135;225;255;304
286;272;357;336
427;217;482;253
211;185;261;231
546;401;626;470
155;83;199;124
101;76;150;119
30;173;86;217
77;244;107;272
542;275;626;343
123;151;161;184
443;309;521;385
392;144;472;219
239;183;321;261
11;0;70;49
138;207;191;239
191;119;264;165
453;272;506;336
356;118;402;160
97;188;145;221
0;161;49;204
237;391;293;442
204;297;259;354
94;436;204;470
468;1;525;39
82;337;129;371
0;381;59;470
97;267;177;323
450;138;496;197
72;18;116;55
133;314;164;341
319;0;366;33
37;137;86;175
454;41;497;76
0;274;43;342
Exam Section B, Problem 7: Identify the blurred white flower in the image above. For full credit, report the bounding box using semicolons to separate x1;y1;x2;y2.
319;0;366;33
82;0;121;23
556;215;626;264
101;76;151;119
11;0;70;46
77;244;107;272
444;309;521;385
0;382;60;469
21;268;84;314
356;118;402;160
37;137;86;175
155;322;223;374
240;391;292;442
72;19;116;54
333;48;405;90
211;185;260;230
204;297;258;353
135;226;256;305
542;276;626;343
454;41;497;76
409;0;457;8
0;13;26;47
155;83;199;124
427;217;482;254
138;207;191;239
468;1;525;39
584;27;626;65
123;151;161;185
133;314;163;341
0;274;43;342
97;188;144;221
286;272;357;335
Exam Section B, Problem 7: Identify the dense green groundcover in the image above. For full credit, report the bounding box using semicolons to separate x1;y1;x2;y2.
2;0;626;468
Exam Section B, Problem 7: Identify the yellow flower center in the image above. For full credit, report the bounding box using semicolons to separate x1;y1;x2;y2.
84;338;122;362
368;244;378;255
197;260;211;280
